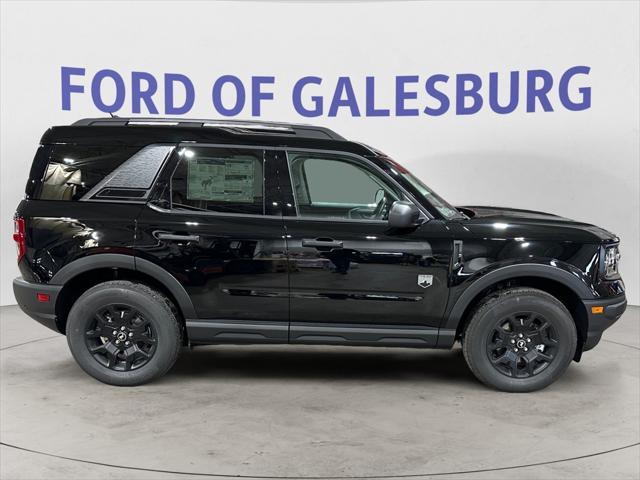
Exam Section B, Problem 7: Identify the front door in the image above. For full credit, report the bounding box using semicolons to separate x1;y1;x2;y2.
280;150;453;347
135;145;289;344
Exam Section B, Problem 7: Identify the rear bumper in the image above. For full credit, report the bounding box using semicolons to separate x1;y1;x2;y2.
582;294;627;351
12;277;62;333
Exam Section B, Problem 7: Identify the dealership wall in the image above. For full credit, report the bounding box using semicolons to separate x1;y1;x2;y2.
1;1;638;306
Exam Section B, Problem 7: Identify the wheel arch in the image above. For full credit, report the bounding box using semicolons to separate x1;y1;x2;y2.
442;263;593;360
51;254;196;337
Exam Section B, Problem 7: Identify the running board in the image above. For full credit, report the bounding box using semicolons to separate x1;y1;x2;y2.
186;319;288;344
290;322;438;347
186;319;448;348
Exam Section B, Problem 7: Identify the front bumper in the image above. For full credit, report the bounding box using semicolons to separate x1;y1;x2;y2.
582;294;627;351
12;277;62;333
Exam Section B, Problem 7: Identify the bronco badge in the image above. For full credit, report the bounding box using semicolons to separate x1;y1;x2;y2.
418;274;433;288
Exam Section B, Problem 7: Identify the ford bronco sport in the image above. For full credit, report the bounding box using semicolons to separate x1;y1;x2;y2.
13;118;627;391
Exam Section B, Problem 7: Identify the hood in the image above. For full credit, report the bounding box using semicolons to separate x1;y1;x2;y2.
457;205;618;243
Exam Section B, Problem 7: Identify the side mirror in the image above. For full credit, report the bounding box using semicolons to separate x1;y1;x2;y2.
388;201;422;228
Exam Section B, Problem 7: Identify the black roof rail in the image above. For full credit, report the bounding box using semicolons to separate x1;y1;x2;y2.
71;117;346;140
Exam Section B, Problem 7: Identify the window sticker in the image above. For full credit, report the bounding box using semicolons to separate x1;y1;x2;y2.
187;157;255;202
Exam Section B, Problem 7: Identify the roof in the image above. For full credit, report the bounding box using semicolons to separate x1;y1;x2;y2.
71;117;346;141
41;117;374;156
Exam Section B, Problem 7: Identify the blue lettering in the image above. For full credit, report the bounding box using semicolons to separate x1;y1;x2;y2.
489;71;519;114
395;76;419;116
131;71;159;114
559;66;591;111
251;76;275;116
424;74;450;116
212;75;245;116
328;77;360;117
527;69;554;112
365;77;390;116
292;76;323;117
91;69;125;113
456;74;483;115
164;73;194;115
61;66;85;111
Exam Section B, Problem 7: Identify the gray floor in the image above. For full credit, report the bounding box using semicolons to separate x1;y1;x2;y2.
1;305;638;480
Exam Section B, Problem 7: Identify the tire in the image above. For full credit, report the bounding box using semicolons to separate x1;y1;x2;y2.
66;281;182;386
462;287;577;392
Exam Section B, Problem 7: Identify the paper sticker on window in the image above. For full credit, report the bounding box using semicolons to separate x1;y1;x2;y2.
187;157;255;202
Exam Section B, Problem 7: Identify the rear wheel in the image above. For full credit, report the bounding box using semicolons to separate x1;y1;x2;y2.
66;281;181;386
462;287;577;392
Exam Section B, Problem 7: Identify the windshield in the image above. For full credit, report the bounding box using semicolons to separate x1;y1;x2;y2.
380;157;465;220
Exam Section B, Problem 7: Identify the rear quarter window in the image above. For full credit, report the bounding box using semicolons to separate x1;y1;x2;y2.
34;145;139;201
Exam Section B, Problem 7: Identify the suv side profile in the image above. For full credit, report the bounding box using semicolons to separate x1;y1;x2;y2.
13;118;627;392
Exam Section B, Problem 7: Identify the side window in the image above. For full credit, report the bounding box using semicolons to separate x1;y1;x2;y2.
288;152;401;220
170;146;264;215
37;145;139;201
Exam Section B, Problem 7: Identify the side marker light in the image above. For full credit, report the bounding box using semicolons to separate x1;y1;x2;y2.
36;293;50;303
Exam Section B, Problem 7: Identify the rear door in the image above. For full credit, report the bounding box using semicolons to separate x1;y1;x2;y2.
279;150;453;347
135;145;290;344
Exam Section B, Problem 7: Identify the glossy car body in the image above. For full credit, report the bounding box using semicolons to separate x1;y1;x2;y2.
13;118;627;366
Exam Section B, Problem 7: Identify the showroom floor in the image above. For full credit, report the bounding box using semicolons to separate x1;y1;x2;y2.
1;305;638;480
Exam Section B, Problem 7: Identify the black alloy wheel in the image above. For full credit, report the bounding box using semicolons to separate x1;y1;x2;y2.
462;287;577;392
67;281;181;386
85;304;157;371
486;312;558;378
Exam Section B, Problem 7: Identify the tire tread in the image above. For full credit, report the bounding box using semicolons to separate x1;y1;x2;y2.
66;280;181;386
462;287;577;392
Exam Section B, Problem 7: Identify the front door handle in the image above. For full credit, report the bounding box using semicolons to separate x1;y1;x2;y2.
302;238;344;249
157;233;200;242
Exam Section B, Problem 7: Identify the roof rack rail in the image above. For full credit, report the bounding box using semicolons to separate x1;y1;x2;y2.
71;117;345;140
202;122;295;133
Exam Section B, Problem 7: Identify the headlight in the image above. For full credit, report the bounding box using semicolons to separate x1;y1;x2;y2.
602;245;621;279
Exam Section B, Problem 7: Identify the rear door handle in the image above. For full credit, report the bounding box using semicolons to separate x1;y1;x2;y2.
156;233;200;242
302;238;343;248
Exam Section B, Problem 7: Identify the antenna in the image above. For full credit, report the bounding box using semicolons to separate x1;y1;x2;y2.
109;112;118;118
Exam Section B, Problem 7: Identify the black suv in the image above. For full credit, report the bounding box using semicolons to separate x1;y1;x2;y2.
13;118;627;391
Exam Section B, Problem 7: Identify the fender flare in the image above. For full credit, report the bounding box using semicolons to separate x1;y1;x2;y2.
51;253;197;319
442;263;595;332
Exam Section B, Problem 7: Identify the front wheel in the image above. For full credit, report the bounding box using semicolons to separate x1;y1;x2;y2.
462;288;577;392
66;281;182;386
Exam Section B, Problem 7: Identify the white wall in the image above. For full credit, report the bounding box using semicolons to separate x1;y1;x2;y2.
1;0;638;305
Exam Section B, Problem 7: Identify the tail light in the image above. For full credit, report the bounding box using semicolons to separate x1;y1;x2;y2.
13;217;26;262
